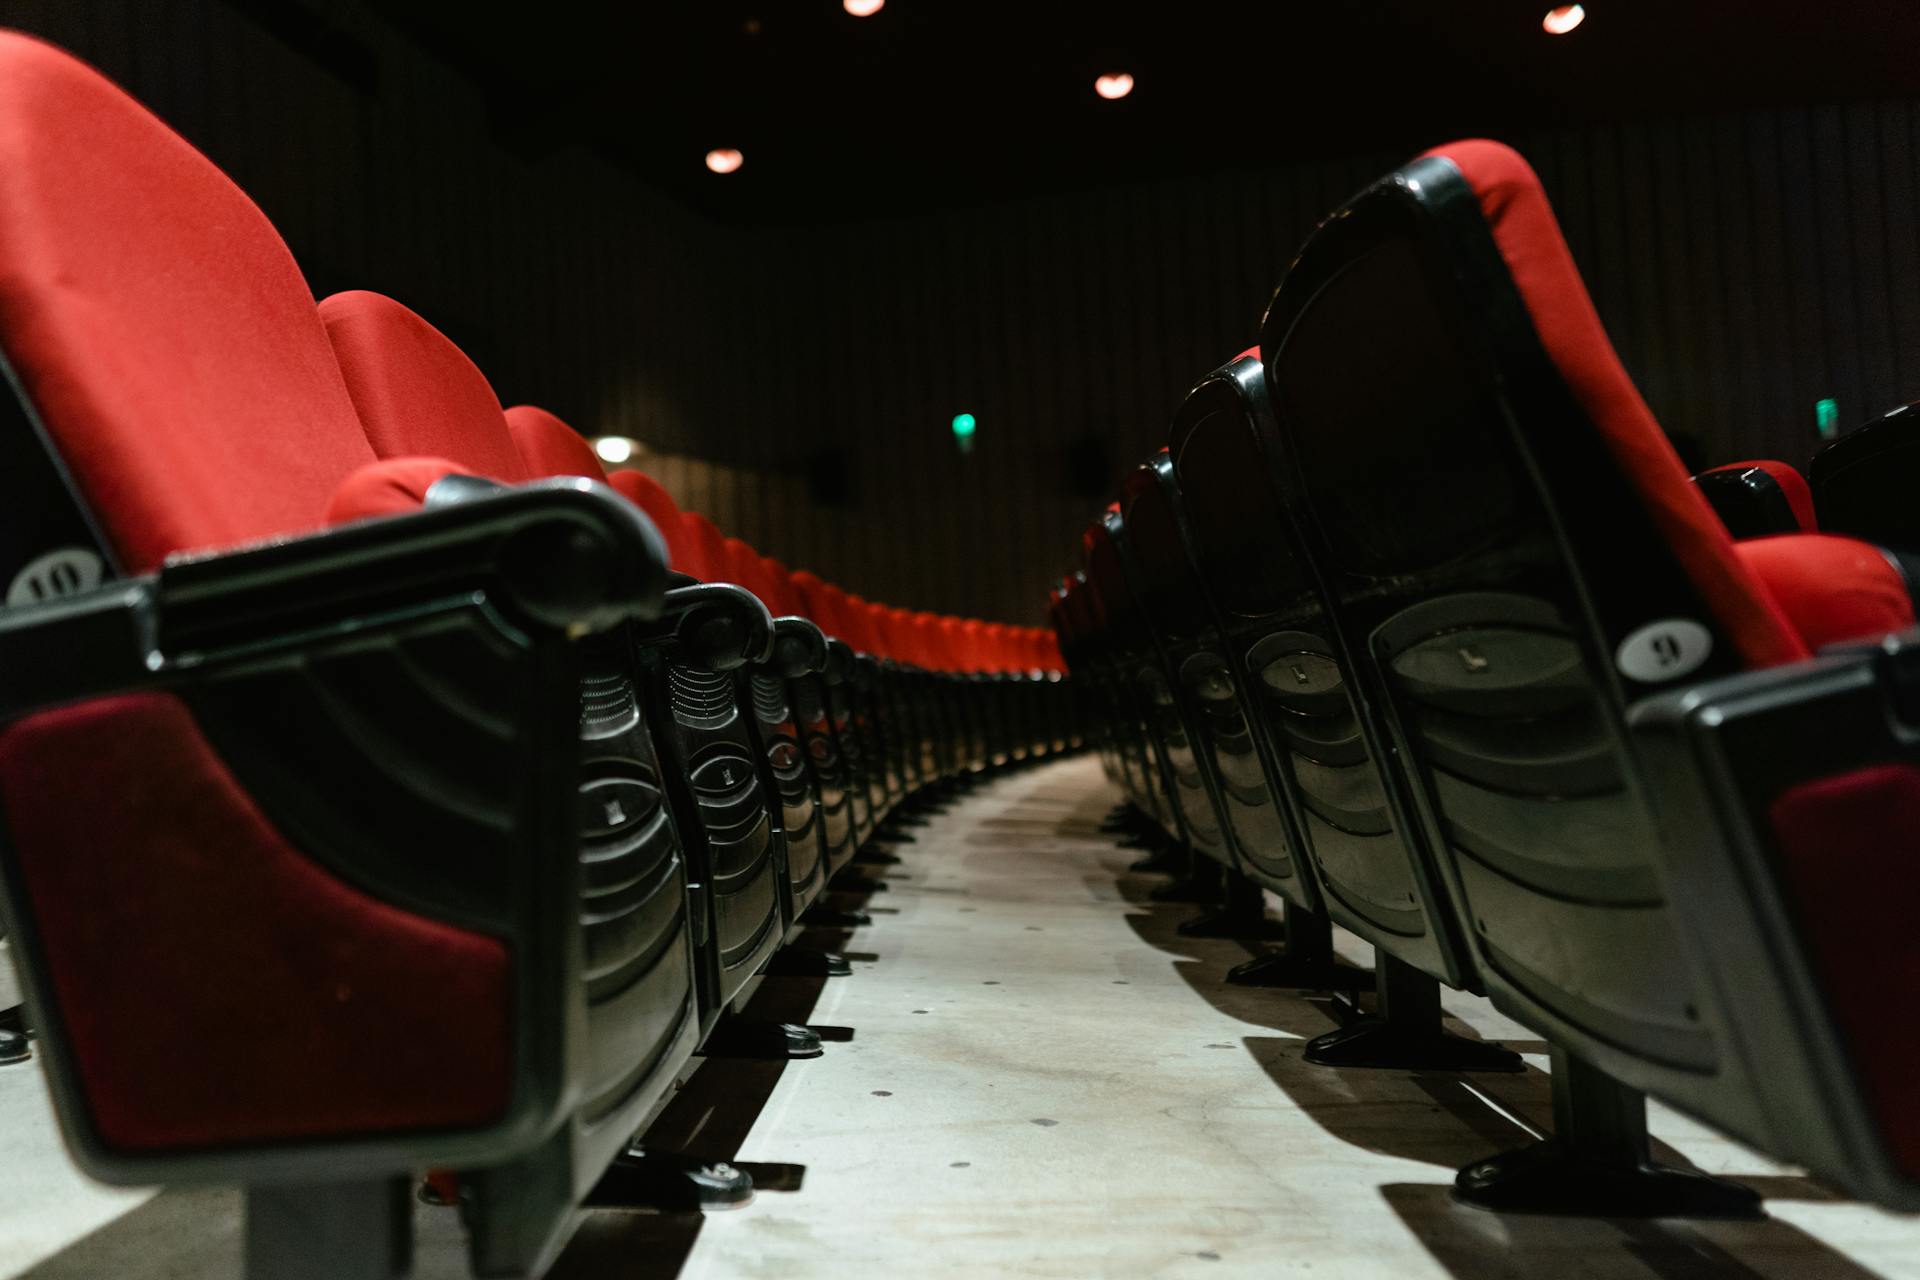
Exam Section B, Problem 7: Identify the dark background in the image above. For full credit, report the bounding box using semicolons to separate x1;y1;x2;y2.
16;0;1920;622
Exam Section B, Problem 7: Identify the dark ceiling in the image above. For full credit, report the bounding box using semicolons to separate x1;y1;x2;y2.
363;0;1920;223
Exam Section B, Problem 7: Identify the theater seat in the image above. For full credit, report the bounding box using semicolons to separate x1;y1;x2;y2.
1695;459;1817;538
1122;433;1359;982
0;33;672;1280
1261;135;1920;1213
1812;402;1920;553
1080;514;1206;862
722;536;829;928
316;294;716;1272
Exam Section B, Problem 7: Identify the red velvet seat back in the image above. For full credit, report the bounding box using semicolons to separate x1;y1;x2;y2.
833;588;882;656
678;512;727;584
505;404;605;480
1036;629;1065;674
959;620;987;673
939;617;970;672
723;537;777;609
850;598;891;660
882;606;921;667
915;613;953;672
0;33;376;572
757;555;802;617
788;570;838;633
606;468;697;576
318;291;529;484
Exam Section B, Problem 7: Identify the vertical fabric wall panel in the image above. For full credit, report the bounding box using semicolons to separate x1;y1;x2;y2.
12;0;1920;622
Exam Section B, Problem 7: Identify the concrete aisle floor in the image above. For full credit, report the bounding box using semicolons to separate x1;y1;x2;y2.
4;754;1920;1279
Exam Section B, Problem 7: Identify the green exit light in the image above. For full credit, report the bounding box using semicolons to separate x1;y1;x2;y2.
1816;398;1839;439
951;412;977;438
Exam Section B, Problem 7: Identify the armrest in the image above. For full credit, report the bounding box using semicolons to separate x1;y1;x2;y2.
0;477;671;724
1629;632;1920;1208
635;582;774;671
764;616;828;678
820;636;855;683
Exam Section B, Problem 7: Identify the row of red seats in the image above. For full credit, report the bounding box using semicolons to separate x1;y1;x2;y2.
1051;138;1920;1220
0;33;1078;1280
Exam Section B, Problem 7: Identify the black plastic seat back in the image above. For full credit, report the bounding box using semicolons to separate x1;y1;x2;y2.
1077;530;1185;842
1084;512;1211;852
1103;489;1239;869
1259;141;1790;1112
1171;355;1464;981
1121;452;1317;903
1813;403;1920;552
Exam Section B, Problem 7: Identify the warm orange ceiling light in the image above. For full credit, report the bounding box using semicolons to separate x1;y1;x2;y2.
1542;5;1586;34
844;0;884;15
1094;72;1135;101
705;148;744;174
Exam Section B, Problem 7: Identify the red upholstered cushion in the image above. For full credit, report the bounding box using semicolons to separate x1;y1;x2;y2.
0;693;511;1149
0;35;375;571
1735;534;1913;651
319;291;529;483
505;404;604;480
1769;763;1920;1180
325;456;470;525
1233;345;1260;363
1423;140;1805;671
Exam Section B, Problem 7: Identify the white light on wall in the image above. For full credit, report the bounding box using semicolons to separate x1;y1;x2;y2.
1542;5;1586;34
705;148;744;174
595;437;635;464
1094;72;1135;101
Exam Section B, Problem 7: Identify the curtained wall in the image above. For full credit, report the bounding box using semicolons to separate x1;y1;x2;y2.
15;0;1920;622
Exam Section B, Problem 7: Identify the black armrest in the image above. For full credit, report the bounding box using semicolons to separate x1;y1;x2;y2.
0;477;672;1183
1629;631;1920;1208
636;582;775;671
820;636;855;683
765;616;828;678
0;477;672;723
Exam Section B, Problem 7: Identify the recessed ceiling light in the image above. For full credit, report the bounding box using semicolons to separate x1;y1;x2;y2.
594;437;635;464
705;148;744;174
844;0;884;15
1542;5;1585;34
1094;72;1135;101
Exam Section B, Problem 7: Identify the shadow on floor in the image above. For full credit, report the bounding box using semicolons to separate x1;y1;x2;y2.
1094;824;1865;1265
1381;1181;1890;1280
1109;869;1351;1041
14;1187;241;1279
542;940;851;1278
